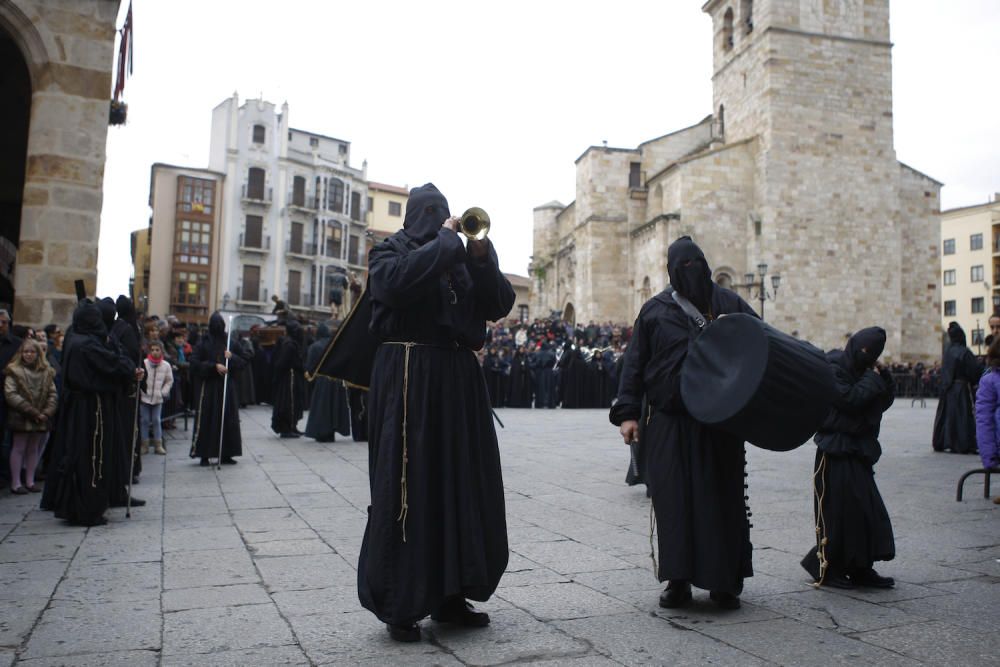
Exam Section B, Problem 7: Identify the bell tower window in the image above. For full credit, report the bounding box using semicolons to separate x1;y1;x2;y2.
723;8;734;51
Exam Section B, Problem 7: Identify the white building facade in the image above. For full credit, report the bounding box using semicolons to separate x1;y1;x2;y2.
208;94;369;319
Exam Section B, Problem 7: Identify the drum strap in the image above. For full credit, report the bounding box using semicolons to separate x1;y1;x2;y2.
669;290;707;330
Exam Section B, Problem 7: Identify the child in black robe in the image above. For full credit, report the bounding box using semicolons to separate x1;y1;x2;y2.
802;327;895;589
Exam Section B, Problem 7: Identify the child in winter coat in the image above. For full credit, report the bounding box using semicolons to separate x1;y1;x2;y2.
973;337;1000;503
139;341;174;455
5;339;58;494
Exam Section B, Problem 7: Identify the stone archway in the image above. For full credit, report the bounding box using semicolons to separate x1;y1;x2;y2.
0;24;32;312
563;302;576;326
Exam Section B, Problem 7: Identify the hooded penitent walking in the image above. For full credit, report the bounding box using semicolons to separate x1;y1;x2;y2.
932;322;982;454
110;295;144;491
358;183;514;642
304;321;351;442
271;319;306;438
802;327;896;589
611;236;757;610
43;302;136;525
190;313;247;465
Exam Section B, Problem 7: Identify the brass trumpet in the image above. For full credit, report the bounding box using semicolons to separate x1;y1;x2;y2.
458;207;490;241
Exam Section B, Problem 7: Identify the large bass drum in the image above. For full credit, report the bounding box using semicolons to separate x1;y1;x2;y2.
680;314;836;452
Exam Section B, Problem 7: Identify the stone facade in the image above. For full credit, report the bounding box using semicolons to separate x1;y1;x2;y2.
529;0;941;361
0;0;121;327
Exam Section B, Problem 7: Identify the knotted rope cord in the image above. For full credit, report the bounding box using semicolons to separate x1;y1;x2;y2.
643;411;658;579
90;399;104;488
289;369;295;423
812;452;830;587
384;342;417;543
190;385;206;457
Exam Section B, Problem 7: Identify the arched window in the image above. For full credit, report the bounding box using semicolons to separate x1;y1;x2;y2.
723;7;734;51
717;104;725;140
252;124;266;144
640;276;652;303
715;273;733;289
741;0;753;34
326;178;344;213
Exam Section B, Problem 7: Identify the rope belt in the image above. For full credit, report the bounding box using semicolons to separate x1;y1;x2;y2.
812;452;830;587
382;340;464;542
91;399;104;488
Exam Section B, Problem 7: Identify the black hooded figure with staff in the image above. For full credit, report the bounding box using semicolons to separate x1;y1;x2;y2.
352;183;514;642
932;321;982;454
611;236;757;610
190;313;246;466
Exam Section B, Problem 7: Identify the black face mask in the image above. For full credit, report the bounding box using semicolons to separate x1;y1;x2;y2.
667;236;714;313
845;327;886;372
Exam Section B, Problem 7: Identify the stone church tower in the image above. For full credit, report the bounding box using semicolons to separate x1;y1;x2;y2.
529;0;941;361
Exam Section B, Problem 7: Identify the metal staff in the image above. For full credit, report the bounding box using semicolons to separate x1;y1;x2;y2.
216;315;234;470
125;376;141;518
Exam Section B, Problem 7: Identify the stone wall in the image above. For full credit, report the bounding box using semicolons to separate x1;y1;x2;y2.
3;0;120;327
898;165;943;361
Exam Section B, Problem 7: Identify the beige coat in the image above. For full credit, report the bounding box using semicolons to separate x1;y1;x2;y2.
4;365;58;433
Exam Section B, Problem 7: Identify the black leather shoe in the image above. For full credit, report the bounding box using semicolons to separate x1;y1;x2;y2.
221;458;238;465
822;573;855;589
127;497;146;507
709;591;741;610
431;598;490;627
850;568;894;588
386;623;421;642
199;458;210;467
280;432;301;439
658;580;692;609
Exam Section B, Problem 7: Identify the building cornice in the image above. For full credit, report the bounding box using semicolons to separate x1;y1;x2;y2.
630;212;680;238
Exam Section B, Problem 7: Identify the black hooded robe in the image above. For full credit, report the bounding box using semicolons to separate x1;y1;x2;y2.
530;346;558;408
802;328;895;581
189;314;247;461
358;183;514;627
610;237;756;595
506;351;534;407
305;323;351;442
271;320;306;435
251;336;273;405
109;296;142;493
932;324;982;454
43;303;135;525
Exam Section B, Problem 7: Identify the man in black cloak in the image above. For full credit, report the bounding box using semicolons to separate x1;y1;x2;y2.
932;322;982;454
271;319;305;437
110;296;144;489
506;345;534;407
530;342;558;408
611;236;757;610
305;321;351;442
250;326;273;405
42;302;137;525
189;313;247;465
802;327;896;589
359;183;514;642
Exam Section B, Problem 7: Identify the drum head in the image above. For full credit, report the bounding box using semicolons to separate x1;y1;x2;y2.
681;314;769;424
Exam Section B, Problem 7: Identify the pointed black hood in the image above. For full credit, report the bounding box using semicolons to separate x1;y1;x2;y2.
208;312;226;340
115;295;136;326
844;326;886;372
947;321;966;346
402;183;450;244
667;236;714;312
98;297;117;330
73;301;107;338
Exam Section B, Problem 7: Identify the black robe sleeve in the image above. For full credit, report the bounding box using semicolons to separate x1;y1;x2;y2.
369;230;465;308
610;305;652;426
466;240;515;322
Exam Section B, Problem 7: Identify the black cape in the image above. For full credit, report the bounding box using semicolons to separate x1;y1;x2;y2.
932;341;982;453
611;283;757;594
189;315;247;460
43;303;135;525
305;324;351;441
358;185;514;626
109;303;142;498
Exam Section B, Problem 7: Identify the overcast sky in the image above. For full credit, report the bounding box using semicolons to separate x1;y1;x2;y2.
97;0;1000;296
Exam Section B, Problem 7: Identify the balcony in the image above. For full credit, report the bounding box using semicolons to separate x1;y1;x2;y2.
238;233;271;254
236;283;269;304
241;185;273;206
285;240;317;259
287;193;318;213
289;293;316;310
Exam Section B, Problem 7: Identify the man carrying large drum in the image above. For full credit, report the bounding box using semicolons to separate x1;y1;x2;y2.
611;236;837;610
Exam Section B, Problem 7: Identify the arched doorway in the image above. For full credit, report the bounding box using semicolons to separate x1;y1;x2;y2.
563;302;576;326
0;26;31;311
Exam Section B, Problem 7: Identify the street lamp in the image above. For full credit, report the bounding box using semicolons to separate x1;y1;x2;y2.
744;263;781;321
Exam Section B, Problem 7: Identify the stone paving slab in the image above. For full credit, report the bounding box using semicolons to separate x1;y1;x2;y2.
0;402;996;665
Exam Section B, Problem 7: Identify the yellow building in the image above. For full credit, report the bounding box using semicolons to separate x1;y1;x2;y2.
130;227;151;314
940;197;1000;352
366;182;408;242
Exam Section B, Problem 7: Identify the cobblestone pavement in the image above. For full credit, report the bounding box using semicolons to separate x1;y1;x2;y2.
0;401;997;666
